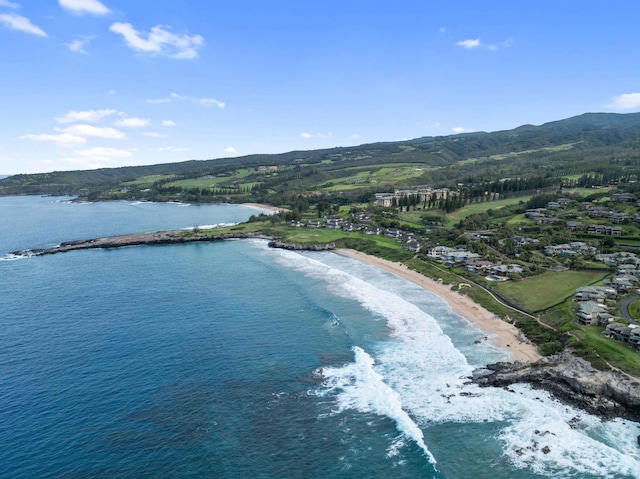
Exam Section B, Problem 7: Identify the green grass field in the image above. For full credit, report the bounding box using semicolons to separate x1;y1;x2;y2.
122;174;176;186
573;326;640;376
445;196;530;227
320;164;430;192
493;270;610;312
166;169;256;189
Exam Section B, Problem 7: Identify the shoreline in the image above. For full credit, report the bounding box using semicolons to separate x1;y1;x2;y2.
10;225;540;363
337;249;542;363
242;203;287;213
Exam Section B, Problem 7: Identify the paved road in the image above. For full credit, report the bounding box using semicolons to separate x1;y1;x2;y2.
619;294;640;325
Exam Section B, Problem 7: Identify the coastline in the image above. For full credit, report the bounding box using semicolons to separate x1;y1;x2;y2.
242;203;287;213
337;248;542;363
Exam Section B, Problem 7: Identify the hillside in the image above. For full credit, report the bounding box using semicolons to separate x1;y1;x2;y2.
1;111;640;201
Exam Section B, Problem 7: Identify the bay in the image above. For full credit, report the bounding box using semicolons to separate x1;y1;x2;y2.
1;196;639;478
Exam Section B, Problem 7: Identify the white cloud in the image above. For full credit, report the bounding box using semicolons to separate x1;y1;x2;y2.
75;146;131;159
63;147;132;168
62;124;126;139
301;132;332;139
0;0;19;9
142;132;166;138
148;93;225;108
456;38;481;49
158;146;189;153
162;120;176;126
20;132;86;147
452;127;472;133
146;97;172;104
64;35;94;54
456;37;512;51
58;0;109;16
225;147;237;154
0;12;46;36
114;117;151;127
610;92;640;110
109;22;204;59
200;98;225;108
56;109;117;123
351;134;361;140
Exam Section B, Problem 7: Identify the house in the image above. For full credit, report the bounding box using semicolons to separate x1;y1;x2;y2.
374;194;394;207
602;322;633;342
512;236;540;247
491;264;524;276
575;286;617;301
629;329;640;348
576;301;608;325
363;226;383;235
597;252;640;265
464;259;495;274
445;251;480;263
566;221;584;232
611;192;635;203
587;225;623;236
574;287;606;303
342;223;362;232
324;217;344;229
427;246;455;258
404;239;421;253
617;264;638;275
384;228;403;239
612;276;634;291
306;220;322;229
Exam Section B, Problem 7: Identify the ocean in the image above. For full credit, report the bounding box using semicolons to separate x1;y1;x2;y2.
1;195;640;478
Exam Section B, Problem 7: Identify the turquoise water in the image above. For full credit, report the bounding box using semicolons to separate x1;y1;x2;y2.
2;196;640;478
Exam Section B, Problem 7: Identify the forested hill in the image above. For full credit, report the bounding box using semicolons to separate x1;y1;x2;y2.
2;111;640;199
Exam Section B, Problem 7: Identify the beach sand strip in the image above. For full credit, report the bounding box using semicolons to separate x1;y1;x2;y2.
337;249;541;363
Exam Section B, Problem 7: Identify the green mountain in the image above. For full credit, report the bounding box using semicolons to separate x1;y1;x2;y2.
2;111;639;200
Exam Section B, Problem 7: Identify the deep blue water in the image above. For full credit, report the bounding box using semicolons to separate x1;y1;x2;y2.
2;196;640;478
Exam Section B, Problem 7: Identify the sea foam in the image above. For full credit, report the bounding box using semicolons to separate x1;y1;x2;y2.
259;244;640;476
321;346;437;465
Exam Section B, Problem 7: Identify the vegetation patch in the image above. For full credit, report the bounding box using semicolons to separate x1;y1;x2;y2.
493;270;610;312
572;327;640;376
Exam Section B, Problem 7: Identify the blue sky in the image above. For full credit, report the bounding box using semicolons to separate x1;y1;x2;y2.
1;0;639;174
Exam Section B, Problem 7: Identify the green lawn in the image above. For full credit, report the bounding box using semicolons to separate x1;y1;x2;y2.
629;299;640;321
573;326;640;376
166;169;256;189
320;165;430;192
493;270;610;312
122;174;176;186
445;196;531;227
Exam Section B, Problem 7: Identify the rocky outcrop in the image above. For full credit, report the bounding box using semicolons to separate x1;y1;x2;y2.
267;240;336;251
10;231;337;257
473;351;640;421
10;231;268;257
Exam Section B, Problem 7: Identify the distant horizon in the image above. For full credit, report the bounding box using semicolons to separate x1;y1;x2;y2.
1;109;639;178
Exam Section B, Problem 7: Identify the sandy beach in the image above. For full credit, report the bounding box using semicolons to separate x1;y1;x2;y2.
338;249;541;363
242;203;288;213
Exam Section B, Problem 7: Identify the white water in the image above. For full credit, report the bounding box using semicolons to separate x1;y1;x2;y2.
261;244;640;477
321;346;437;465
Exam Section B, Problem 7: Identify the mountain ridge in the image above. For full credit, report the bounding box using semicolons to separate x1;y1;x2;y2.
1;111;639;198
